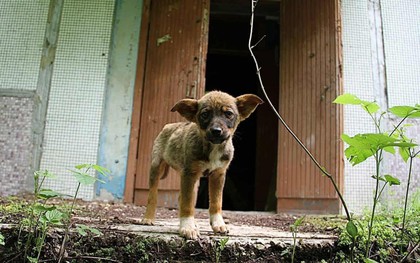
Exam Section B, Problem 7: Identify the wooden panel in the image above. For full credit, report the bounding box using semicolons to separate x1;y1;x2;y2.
125;0;151;203
277;0;343;214
133;0;209;206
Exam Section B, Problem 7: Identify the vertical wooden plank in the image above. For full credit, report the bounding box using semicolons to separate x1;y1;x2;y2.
133;0;209;207
125;0;151;203
335;0;345;196
31;0;64;179
277;0;343;214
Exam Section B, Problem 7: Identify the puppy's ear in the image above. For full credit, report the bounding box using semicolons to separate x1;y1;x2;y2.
171;98;198;122
236;94;264;120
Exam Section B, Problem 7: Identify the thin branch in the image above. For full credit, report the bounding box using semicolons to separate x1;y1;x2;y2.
251;35;266;49
399;241;420;263
248;0;351;221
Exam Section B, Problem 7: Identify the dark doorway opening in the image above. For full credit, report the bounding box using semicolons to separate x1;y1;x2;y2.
196;1;280;211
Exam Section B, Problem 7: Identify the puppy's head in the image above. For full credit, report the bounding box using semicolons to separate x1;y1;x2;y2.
171;91;263;144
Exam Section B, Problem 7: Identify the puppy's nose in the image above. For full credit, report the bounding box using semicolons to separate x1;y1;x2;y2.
210;127;222;137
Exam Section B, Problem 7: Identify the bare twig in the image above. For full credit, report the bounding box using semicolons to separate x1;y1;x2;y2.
57;256;123;263
400;241;420;263
247;0;351;220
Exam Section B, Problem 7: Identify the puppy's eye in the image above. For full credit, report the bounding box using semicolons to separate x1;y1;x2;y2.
224;111;234;118
200;111;209;119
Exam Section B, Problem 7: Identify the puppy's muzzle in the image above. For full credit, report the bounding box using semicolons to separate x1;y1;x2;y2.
206;126;229;144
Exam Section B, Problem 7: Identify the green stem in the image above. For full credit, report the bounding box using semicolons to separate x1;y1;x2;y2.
390;116;408;136
401;149;414;243
58;182;81;263
36;223;48;261
291;231;296;263
365;152;382;258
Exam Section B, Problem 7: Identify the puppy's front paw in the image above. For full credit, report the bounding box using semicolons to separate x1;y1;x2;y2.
140;218;155;225
179;217;200;239
210;213;229;234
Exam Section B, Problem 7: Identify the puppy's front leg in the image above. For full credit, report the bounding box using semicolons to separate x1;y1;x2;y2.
209;169;228;234
179;172;200;239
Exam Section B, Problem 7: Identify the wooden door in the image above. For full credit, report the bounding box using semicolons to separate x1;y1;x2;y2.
126;0;209;207
277;0;343;214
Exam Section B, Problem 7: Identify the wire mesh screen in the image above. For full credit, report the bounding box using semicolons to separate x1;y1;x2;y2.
381;1;420;204
342;0;420;214
341;0;377;214
382;0;420;107
0;1;49;90
40;0;115;200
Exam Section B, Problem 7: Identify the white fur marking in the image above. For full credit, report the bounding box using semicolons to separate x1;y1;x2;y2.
210;213;228;233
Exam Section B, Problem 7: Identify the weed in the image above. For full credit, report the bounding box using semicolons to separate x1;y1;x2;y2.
334;94;419;261
290;216;305;263
213;237;229;263
135;239;151;263
0;232;4;246
3;164;109;263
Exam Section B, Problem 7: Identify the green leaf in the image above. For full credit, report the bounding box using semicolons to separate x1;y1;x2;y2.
76;163;92;170
76;224;102;237
384;174;400;186
333;94;379;114
342;133;417;165
43;209;64;225
364;259;379;263
371;175;386;182
382;146;396;154
34;170;56;179
0;232;5;246
399;147;410;162
361;101;380;114
32;204;56;213
91;164;110;177
293;216;306;227
74;164;109;179
37;189;64;199
389;105;420;118
346;220;358;238
70;170;104;185
333;94;363;105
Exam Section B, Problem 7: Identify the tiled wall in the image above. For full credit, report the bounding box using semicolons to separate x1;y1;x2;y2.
0;97;33;196
0;1;49;196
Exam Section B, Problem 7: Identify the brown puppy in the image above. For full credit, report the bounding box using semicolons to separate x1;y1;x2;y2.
141;91;263;239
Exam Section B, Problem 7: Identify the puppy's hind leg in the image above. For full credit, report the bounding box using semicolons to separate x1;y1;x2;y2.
141;160;169;225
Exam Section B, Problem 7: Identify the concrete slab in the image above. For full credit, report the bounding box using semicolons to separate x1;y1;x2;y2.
109;218;337;247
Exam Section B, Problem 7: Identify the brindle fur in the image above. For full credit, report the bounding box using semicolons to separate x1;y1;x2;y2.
141;91;263;239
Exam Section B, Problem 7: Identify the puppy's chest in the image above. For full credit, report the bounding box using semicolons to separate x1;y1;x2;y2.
201;147;232;175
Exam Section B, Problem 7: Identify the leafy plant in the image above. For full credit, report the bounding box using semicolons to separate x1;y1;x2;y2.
213;237;229;263
290;216;305;263
10;164;109;263
75;223;103;237
336;193;420;263
57;164;109;263
334;94;419;261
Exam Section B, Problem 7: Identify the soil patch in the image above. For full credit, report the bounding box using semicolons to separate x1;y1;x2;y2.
0;196;345;262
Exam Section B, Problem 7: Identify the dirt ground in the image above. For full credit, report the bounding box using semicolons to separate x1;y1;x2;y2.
76;200;336;232
0;197;344;262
